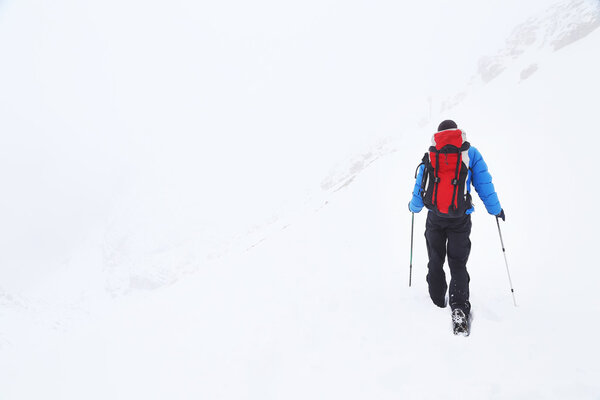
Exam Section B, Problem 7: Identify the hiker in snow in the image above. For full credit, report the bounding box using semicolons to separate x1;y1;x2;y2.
409;120;505;335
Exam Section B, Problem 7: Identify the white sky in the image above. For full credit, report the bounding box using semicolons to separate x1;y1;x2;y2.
0;0;555;288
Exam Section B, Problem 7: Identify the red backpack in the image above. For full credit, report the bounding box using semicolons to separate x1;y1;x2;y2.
416;129;472;217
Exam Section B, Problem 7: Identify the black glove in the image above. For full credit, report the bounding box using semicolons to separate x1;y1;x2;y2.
496;209;505;221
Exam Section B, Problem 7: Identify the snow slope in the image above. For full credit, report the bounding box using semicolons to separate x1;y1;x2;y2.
1;0;600;399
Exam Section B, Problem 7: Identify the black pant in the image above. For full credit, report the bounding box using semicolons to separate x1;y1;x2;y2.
425;211;472;314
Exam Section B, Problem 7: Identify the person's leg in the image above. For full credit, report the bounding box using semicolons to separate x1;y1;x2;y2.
446;214;472;315
424;212;448;307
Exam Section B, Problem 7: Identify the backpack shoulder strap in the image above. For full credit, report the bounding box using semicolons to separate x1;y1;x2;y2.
414;153;430;198
414;152;429;178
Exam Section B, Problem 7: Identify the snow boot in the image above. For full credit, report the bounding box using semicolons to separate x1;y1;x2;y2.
452;308;470;336
431;295;447;308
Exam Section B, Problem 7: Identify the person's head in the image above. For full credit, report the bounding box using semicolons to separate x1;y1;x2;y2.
437;120;457;131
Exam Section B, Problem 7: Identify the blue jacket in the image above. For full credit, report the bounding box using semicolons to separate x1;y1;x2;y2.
409;146;501;215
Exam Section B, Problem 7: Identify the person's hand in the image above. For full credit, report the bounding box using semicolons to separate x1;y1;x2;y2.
496;209;505;221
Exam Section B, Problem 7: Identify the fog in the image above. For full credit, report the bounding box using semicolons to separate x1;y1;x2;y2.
0;0;551;292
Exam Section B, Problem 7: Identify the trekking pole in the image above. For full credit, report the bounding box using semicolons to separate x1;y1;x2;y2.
409;212;414;287
496;216;517;307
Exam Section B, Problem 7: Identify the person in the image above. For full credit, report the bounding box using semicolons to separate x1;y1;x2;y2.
408;119;504;335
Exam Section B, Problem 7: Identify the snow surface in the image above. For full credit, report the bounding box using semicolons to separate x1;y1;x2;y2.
1;0;600;398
